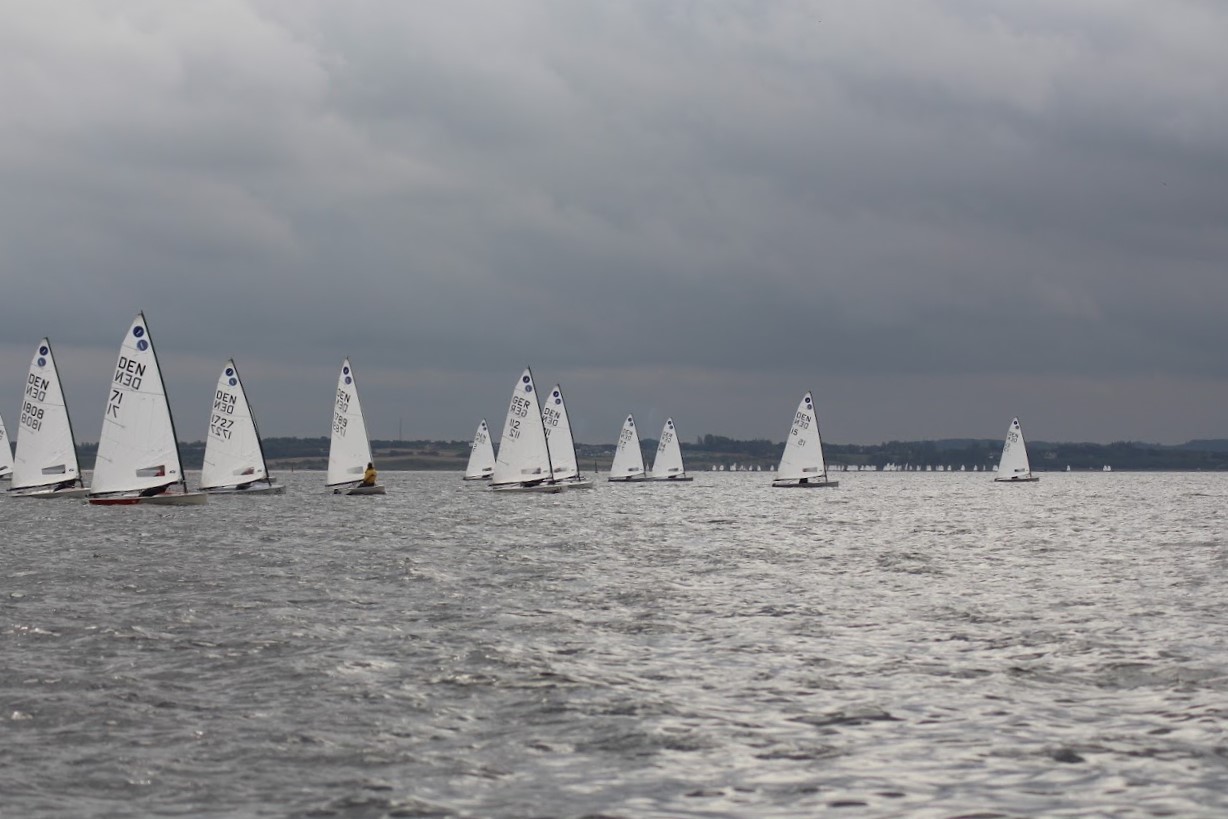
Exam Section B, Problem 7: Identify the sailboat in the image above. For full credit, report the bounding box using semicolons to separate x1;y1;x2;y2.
327;358;385;495
771;391;838;488
463;419;496;480
9;339;88;498
608;414;649;482
490;368;561;493
200;360;284;495
993;417;1039;483
88;313;206;505
649;418;692;481
0;413;13;482
542;384;592;489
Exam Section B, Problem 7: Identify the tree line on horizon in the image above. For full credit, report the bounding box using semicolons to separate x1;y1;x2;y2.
56;434;1228;472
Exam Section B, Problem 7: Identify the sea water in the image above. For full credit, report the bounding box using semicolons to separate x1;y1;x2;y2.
2;472;1226;817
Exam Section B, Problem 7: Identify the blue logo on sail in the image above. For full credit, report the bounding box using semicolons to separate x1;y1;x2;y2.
225;368;234;377
229;378;238;387
133;326;145;338
137;339;149;351
345;376;352;385
37;357;46;367
39;346;49;356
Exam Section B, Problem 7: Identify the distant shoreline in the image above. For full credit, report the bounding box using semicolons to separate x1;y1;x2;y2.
56;436;1228;473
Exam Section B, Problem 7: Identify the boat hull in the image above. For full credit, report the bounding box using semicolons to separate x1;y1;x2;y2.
559;478;594;490
204;483;286;496
9;486;91;499
993;476;1040;483
89;492;208;506
771;479;839;488
607;475;650;483
462;475;493;481
648;475;694;482
335;484;386;495
490;482;564;494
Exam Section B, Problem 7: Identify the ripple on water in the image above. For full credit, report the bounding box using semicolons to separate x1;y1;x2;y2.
1;472;1227;817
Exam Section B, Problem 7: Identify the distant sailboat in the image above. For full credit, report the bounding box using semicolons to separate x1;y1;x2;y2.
88;313;206;505
771;391;838;488
1103;464;1112;472
542;384;592;489
463;419;495;481
649;418;692;481
200;359;284;495
10;339;88;498
608;414;649;482
0;417;11;481
491;368;561;492
0;414;13;482
993;417;1039;483
327;359;385;495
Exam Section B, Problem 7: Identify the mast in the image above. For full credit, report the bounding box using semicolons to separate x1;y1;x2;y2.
48;339;86;487
232;359;274;486
529;367;554;483
142;312;188;493
811;390;829;481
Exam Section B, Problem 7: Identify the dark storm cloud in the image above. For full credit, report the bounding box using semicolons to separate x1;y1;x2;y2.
2;1;1226;444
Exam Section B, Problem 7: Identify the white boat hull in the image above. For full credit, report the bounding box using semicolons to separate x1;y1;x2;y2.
462;474;493;481
10;486;91;499
559;477;594;490
648;475;693;483
335;484;386;495
993;476;1040;483
491;481;564;494
89;491;208;506
204;482;286;495
608;475;650;483
771;479;839;488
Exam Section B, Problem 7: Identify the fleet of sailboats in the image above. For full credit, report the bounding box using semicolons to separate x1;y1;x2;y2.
200;360;283;495
88;313;206;505
994;417;1038;482
9;339;88;498
327;359;385;495
771;391;838;488
607;414;649;482
0;323;1093;497
463;419;496;481
648;418;692;481
490;368;561;492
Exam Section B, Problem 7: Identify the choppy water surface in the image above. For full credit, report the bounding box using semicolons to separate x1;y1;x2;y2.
2;472;1227;817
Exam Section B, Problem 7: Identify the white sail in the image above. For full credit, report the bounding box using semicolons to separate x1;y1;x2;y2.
327;358;375;488
90;313;188;495
464;419;496;480
12;339;83;491
608;414;646;480
542;384;580;481
491;368;553;487
773;391;835;486
0;413;13;479
650;418;687;479
201;359;273;490
994;417;1035;481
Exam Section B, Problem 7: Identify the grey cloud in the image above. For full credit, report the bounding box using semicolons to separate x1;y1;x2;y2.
2;1;1226;444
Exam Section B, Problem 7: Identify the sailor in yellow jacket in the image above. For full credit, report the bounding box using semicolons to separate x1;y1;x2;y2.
360;462;377;487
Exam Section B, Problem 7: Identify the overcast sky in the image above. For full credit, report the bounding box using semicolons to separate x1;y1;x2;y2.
2;1;1226;445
